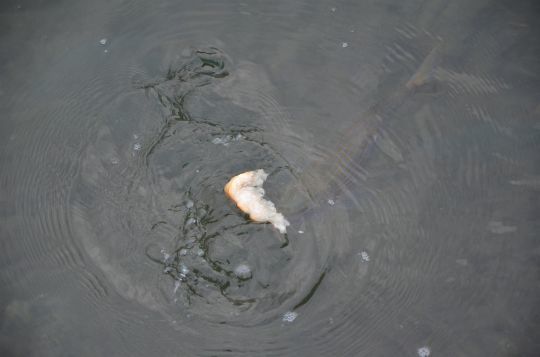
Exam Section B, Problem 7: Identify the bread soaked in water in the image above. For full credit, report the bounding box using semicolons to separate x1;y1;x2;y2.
224;169;290;233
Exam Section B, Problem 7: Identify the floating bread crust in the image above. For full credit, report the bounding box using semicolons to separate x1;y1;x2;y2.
224;169;290;233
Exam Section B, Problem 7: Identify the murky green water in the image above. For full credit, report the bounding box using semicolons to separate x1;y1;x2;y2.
1;0;539;355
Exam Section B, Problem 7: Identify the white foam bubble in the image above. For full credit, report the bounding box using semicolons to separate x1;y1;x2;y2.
160;249;170;261
234;264;252;280
417;346;430;357
359;251;370;262
282;311;298;322
180;264;189;275
212;134;244;146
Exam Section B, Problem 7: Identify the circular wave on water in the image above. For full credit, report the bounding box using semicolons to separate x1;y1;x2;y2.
71;46;340;326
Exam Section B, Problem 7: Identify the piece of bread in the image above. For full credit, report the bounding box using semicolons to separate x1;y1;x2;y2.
224;169;290;233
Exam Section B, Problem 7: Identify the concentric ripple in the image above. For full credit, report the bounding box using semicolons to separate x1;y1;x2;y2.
71;46;330;326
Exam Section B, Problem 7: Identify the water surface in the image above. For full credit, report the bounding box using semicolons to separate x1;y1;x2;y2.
1;0;539;355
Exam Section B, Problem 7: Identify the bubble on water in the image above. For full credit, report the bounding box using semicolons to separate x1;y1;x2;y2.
330;7;336;12
342;42;349;48
160;249;170;261
211;134;244;146
211;137;229;146
298;230;304;234
234;264;252;280
99;38;107;45
180;264;189;275
196;249;204;257
110;158;119;165
185;200;194;209
282;311;298;322
133;143;142;151
179;249;188;256
417;346;431;357
359;251;370;262
328;199;335;206
186;217;196;225
104;49;108;53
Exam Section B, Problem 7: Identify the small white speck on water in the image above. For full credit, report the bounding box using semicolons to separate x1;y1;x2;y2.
211;137;229;146
417;346;431;357
359;251;370;262
179;249;188;256
104;49;108;53
186;200;194;209
234;264;252;280
133;134;139;139
180;264;189;275
342;42;349;48
160;249;170;261
99;38;107;45
350;29;355;33
282;311;298;322
487;220;517;234
328;199;335;206
196;249;204;257
173;280;181;293
133;143;142;151
110;158;119;165
298;230;304;234
212;134;244;146
330;7;336;12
